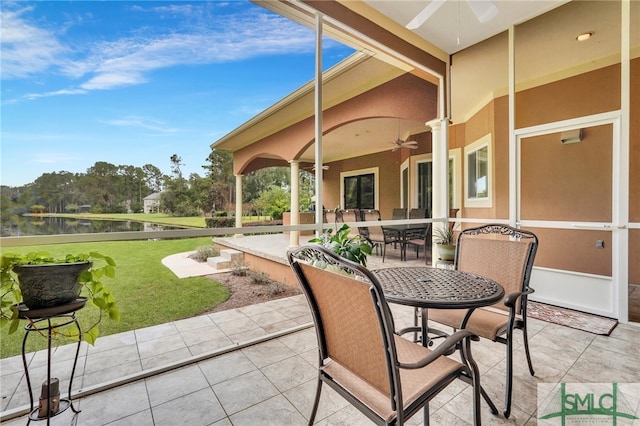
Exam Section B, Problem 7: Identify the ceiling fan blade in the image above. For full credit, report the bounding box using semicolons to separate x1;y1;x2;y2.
467;0;498;23
406;0;446;30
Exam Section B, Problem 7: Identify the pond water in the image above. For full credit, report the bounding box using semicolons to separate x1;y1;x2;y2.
0;216;184;237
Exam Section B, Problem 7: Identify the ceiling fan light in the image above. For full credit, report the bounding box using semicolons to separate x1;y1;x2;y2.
576;31;594;41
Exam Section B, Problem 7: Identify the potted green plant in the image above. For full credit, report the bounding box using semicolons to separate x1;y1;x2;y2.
433;226;457;261
1;251;120;345
310;223;372;267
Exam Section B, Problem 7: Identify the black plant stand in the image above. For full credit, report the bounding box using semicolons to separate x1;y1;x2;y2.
18;298;86;425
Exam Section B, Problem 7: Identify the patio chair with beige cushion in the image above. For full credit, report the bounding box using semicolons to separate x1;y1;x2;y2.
404;223;432;264
287;244;483;425
427;224;538;418
365;223;401;262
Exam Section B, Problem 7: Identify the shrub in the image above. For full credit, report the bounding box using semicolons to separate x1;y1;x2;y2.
230;259;249;276
249;270;270;285
190;245;220;262
205;217;235;228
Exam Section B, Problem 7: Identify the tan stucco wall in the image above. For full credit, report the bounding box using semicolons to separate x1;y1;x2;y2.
452;59;639;283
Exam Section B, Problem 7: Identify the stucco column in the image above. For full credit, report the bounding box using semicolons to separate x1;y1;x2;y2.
427;118;448;258
289;160;300;248
234;174;243;237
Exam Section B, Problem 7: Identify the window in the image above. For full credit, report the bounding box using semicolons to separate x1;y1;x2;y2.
341;168;378;210
465;134;492;208
415;156;456;217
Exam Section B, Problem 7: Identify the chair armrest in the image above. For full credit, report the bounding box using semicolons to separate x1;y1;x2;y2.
398;330;479;369
504;287;535;308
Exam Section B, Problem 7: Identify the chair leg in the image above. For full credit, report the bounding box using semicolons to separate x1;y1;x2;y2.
522;320;536;376
423;403;429;426
308;378;323;425
461;336;483;425
504;330;514;418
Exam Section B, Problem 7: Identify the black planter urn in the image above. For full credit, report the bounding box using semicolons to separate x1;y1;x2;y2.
13;262;91;309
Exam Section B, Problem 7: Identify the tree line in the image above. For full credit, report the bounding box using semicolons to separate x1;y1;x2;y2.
0;149;315;220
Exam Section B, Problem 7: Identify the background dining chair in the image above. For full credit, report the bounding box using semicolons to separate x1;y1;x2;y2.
364;223;400;262
409;208;427;220
357;209;380;242
323;209;339;225
339;209;361;237
392;208;407;220
404;224;432;264
287;244;482;426
427;224;538;418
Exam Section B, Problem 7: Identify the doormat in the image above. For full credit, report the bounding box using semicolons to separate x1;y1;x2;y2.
528;302;618;336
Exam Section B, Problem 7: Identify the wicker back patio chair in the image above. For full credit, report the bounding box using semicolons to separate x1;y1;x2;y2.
287;244;482;426
428;224;538;418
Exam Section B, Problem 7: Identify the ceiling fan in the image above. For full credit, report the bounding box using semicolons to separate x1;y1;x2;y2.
303;164;329;171
406;0;499;30
391;138;418;152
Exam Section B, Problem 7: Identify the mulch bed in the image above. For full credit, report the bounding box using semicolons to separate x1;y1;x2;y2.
203;271;301;313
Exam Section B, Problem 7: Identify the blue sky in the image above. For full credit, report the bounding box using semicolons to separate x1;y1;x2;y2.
0;1;354;187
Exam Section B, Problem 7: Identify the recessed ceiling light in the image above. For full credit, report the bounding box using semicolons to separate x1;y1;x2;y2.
576;32;594;41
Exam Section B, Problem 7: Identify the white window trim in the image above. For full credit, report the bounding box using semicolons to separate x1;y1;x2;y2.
340;167;379;210
464;133;493;208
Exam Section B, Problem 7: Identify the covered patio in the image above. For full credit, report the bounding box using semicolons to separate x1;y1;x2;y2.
2;234;639;425
213;0;638;325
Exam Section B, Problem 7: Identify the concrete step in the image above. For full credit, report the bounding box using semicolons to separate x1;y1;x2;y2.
207;249;244;270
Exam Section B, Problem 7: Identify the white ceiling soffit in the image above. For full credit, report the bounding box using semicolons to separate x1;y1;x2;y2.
362;0;568;54
299;117;426;163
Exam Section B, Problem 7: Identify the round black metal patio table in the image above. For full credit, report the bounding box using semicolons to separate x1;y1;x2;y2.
372;267;504;346
372;266;505;415
372;266;504;310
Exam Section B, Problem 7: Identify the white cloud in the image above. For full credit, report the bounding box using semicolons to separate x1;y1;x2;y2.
101;116;179;133
0;5;70;79
25;88;87;100
30;152;82;164
3;3;322;96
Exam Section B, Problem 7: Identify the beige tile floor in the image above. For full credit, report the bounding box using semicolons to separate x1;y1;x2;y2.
2;294;639;426
2;235;639;425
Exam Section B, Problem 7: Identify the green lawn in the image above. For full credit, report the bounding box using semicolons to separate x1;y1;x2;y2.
0;237;229;358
